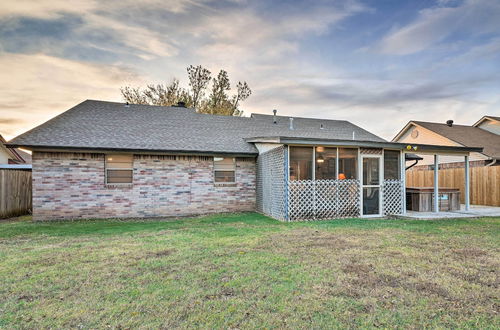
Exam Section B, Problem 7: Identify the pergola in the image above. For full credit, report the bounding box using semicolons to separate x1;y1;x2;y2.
401;144;483;214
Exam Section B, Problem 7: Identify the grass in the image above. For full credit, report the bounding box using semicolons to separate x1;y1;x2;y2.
0;213;499;329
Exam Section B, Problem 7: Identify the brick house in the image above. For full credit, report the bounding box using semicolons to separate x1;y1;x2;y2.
7;100;481;221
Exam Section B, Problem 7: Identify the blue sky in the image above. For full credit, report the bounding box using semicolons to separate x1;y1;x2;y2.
0;0;499;140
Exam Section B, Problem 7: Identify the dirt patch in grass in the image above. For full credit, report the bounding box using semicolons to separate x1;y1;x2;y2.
147;249;176;258
451;247;489;258
265;228;362;251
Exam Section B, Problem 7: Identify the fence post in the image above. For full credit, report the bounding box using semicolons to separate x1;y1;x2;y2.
433;155;439;213
465;155;470;211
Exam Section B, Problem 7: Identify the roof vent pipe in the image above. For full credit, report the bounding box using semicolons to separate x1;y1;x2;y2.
125;102;130;107
273;109;277;124
289;117;294;130
352;131;355;140
446;120;453;127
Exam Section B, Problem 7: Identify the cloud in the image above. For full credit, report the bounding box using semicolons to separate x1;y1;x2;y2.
0;53;144;139
190;2;368;65
0;0;499;142
377;0;500;55
0;0;97;19
0;0;183;60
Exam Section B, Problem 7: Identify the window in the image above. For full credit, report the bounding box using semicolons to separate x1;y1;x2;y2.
289;146;313;181
106;154;133;184
315;147;337;180
384;150;400;180
338;148;358;179
214;157;235;183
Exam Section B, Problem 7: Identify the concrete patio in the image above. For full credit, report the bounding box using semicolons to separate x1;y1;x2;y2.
400;204;500;220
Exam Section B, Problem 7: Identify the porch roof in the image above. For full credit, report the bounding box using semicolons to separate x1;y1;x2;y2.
245;136;483;155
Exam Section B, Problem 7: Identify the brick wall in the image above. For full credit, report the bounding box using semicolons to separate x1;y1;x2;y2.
32;152;256;220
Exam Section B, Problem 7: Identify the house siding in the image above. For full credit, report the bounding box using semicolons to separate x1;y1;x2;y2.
32;152;256;220
477;119;500;135
397;124;489;165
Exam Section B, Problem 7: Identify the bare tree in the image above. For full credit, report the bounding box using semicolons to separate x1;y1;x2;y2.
187;65;211;109
232;81;252;116
120;65;251;116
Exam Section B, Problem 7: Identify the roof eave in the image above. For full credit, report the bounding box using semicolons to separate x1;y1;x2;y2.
5;144;258;157
246;136;483;153
391;121;415;142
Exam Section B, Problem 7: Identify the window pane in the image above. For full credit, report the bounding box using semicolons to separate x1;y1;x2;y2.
363;158;380;185
106;154;133;169
107;169;133;183
214;157;235;171
384;150;400;180
214;158;235;183
215;170;235;183
315;147;337;180
338;148;358;180
289;146;313;181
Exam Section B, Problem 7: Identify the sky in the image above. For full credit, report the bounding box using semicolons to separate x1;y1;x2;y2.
0;0;499;141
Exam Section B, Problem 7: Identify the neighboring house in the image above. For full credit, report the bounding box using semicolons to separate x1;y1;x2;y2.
0;134;31;164
7;100;480;221
392;117;500;169
473;115;500;135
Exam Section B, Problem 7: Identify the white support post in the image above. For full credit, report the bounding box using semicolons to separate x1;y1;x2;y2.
401;150;406;215
465;155;470;211
434;155;439;213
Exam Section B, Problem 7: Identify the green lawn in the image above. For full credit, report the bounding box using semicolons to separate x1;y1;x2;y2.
0;213;499;329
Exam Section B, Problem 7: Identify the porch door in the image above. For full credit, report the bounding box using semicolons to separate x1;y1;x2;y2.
361;156;382;216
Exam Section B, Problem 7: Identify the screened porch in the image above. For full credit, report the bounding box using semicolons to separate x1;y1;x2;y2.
256;145;405;221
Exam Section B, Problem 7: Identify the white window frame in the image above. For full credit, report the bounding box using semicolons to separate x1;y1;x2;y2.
213;157;236;184
105;154;134;185
287;145;360;181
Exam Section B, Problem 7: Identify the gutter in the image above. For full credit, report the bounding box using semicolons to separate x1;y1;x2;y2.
245;136;484;154
5;144;258;158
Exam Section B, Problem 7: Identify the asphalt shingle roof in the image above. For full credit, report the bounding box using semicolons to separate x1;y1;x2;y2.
414;121;500;159
9;100;386;155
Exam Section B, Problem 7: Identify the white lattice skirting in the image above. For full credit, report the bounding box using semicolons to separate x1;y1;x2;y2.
287;179;360;221
382;180;404;215
256;146;286;220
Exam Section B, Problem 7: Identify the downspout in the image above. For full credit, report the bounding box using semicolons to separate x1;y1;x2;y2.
486;159;497;167
405;159;419;171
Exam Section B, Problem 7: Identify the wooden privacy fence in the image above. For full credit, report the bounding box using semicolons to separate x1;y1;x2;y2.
0;169;32;218
406;166;500;207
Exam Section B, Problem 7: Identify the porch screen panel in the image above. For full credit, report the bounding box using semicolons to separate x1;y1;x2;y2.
289;147;313;181
315;147;337;180
384;150;400;180
338;148;358;180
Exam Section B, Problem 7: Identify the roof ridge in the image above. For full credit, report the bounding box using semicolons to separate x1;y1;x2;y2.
413;120;477;128
85;99;197;111
251;113;349;122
